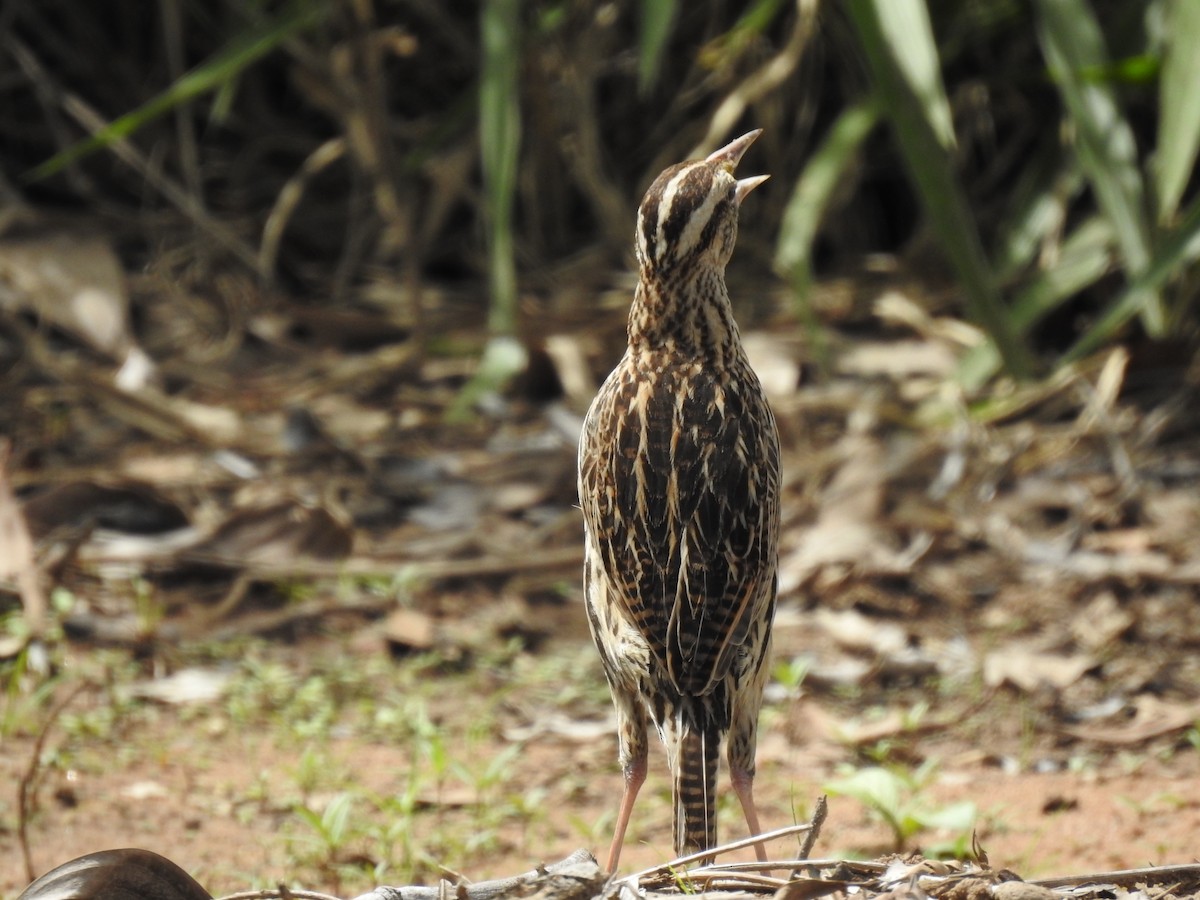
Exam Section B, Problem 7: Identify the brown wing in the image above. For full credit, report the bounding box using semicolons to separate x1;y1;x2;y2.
579;355;779;698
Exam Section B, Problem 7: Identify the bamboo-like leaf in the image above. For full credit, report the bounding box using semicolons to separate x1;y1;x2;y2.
1064;192;1200;361
959;217;1114;388
1007;217;1114;332
480;0;522;337
452;0;525;421
774;99;880;275
1033;0;1163;335
993;146;1084;281
639;0;678;93
699;0;789;69
1155;0;1200;223
848;0;1033;378
23;0;324;182
774;99;879;375
871;0;956;150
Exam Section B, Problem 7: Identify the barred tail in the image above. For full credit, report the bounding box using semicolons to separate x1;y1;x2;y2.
672;716;718;860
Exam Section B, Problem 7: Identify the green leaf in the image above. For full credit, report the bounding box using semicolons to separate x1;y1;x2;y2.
23;0;324;182
992;146;1084;281
638;0;678;93
825;767;905;826
454;0;525;422
1078;54;1159;85
1064;191;1200;361
699;0;789;69
848;0;1033;378
480;0;522;337
871;0;956;150
1033;0;1163;334
446;335;529;423
958;216;1114;389
915;799;977;832
774;99;879;376
1155;0;1200;222
775;99;880;275
320;792;355;846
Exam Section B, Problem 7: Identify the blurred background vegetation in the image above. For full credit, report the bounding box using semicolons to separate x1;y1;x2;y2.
2;0;1198;398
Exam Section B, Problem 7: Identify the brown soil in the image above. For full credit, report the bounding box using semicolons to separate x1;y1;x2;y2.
3;617;1199;899
3;272;1198;899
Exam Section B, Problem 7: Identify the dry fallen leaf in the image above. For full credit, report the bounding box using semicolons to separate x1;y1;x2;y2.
189;502;354;566
1068;591;1135;651
814;607;908;657
384;608;437;653
0;229;157;389
0;440;45;640
123;667;234;705
982;646;1095;693
1060;694;1200;745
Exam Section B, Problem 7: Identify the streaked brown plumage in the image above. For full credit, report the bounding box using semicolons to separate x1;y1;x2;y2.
578;129;780;872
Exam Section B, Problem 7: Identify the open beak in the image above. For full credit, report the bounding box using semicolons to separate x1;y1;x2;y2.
734;174;769;205
706;129;768;205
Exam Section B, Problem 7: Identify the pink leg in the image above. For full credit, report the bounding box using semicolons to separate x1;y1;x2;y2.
605;750;647;873
730;767;768;862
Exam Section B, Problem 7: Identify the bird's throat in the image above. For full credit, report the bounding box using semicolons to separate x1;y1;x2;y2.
627;269;741;364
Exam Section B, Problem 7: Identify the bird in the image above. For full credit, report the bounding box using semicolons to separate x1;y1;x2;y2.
577;129;780;872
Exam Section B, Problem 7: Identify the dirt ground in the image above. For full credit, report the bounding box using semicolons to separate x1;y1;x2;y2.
2;271;1200;899
3;563;1200;898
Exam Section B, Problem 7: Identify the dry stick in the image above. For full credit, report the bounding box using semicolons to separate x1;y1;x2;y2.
311;849;601;900
6;35;262;274
795;794;827;871
338;8;410;309
620;822;817;886
3;37;97;199
194;572;254;629
161;0;205;208
111;546;586;582
688;858;885;875
1032;863;1200;891
260;138;348;276
218;891;340;900
692;0;819;157
18;680;93;883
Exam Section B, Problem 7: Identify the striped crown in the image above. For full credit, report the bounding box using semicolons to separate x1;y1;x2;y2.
635;130;768;276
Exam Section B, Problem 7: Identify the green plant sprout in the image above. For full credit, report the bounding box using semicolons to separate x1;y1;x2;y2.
825;760;976;855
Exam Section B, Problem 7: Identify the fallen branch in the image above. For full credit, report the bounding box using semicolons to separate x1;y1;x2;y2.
346;849;602;900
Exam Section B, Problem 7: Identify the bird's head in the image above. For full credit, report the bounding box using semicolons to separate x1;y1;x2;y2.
635;129;768;277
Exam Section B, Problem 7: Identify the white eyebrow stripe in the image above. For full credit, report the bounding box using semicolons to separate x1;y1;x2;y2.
637;203;653;263
655;164;702;263
673;179;725;260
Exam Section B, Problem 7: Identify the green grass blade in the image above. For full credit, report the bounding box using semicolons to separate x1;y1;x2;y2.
700;0;789;68
848;0;1033;379
1155;0;1200;223
993;147;1084;281
1007;216;1114;332
23;0;324;183
1064;192;1200;361
871;0;956;150
958;216;1113;388
480;0;522;337
451;0;525;422
774;99;879;376
639;0;678;94
1033;0;1163;335
774;98;880;275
